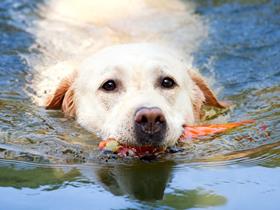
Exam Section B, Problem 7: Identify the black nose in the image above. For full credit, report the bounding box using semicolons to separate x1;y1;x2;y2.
134;107;167;146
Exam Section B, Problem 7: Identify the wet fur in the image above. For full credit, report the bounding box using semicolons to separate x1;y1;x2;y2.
32;0;226;146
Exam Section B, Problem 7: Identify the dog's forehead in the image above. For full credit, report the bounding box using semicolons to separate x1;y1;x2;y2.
80;43;190;77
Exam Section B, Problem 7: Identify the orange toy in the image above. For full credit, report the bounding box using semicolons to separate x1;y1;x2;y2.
181;120;255;139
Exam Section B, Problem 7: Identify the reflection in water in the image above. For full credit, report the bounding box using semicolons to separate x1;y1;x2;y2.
97;162;173;200
0;160;227;209
97;162;227;209
155;189;226;209
0;162;81;189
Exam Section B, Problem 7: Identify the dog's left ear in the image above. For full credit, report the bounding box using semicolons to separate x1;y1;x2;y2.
45;74;76;118
189;69;228;119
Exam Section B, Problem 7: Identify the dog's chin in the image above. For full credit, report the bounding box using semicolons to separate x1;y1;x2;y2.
102;131;180;148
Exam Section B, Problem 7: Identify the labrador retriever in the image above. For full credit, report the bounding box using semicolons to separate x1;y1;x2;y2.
32;0;226;147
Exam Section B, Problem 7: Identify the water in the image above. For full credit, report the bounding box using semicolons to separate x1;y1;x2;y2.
0;0;279;209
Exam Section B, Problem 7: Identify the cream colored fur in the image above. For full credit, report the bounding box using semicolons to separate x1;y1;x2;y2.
29;0;225;146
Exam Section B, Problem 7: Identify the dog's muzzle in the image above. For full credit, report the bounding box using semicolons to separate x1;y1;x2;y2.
134;107;167;146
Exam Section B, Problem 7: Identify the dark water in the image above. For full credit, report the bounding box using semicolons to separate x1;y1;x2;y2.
0;0;280;209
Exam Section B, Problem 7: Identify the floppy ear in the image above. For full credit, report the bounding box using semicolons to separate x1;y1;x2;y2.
189;69;228;119
45;74;76;118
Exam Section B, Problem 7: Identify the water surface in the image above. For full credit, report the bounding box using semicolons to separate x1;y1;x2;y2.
0;0;279;209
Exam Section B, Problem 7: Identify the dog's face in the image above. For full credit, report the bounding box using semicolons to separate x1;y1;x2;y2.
46;44;225;146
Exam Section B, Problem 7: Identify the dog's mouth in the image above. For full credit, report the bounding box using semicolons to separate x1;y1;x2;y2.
134;122;167;147
99;138;167;158
99;120;255;159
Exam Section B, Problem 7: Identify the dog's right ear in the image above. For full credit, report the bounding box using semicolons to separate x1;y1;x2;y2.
45;73;76;117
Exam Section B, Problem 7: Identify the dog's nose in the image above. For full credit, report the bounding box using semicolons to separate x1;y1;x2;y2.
135;107;166;133
134;107;167;146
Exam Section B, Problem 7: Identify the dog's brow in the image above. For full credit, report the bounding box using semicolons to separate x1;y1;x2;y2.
101;65;125;76
153;65;171;76
153;66;165;74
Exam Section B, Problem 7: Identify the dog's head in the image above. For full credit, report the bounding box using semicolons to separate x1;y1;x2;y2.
46;43;226;147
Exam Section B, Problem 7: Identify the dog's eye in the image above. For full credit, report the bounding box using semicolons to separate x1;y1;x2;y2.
161;77;176;89
102;80;117;91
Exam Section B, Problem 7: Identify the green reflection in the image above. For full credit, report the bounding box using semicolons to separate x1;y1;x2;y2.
0;164;81;189
0;160;228;209
154;189;227;209
97;161;227;209
97;161;173;200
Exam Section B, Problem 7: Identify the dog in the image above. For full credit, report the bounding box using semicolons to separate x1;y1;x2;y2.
32;0;227;147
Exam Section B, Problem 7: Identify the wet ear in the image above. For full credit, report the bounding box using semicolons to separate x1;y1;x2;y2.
45;74;76;117
189;69;228;119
